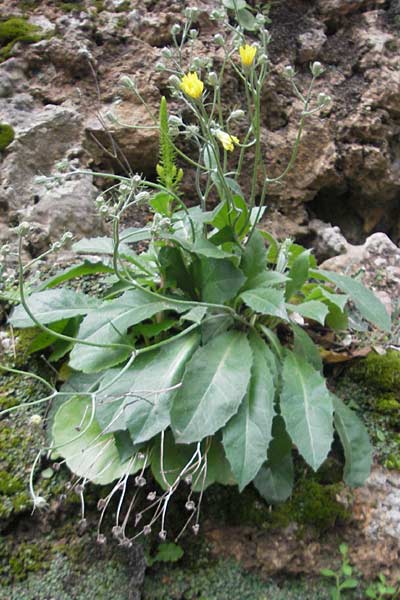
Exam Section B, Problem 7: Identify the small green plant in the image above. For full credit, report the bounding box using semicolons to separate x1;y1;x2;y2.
1;1;389;542
0;123;15;152
366;574;400;599
0;17;44;62
320;544;359;600
146;542;184;567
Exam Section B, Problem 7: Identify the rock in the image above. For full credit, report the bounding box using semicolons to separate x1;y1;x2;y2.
309;218;349;260
320;232;400;318
205;467;400;580
0;104;82;212
26;172;105;249
297;28;327;63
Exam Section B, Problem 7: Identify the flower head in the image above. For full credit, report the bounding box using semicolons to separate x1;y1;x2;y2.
180;72;204;99
239;44;257;67
215;130;240;152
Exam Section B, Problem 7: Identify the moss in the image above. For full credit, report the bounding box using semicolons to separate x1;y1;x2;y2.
350;350;400;397
0;123;15;152
375;394;400;415
59;2;84;12
0;17;45;62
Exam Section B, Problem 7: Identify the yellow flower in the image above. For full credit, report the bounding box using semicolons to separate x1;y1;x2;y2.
180;72;204;99
215;130;240;152
239;44;257;67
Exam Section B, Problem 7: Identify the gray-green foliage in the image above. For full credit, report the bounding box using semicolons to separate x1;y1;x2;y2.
6;2;389;538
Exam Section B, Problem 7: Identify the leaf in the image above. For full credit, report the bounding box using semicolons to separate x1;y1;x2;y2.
150;191;173;216
171;331;252;443
332;394;373;487
201;313;234;345
69;288;192;373
181;306;208;324
131;318;176;339
320;569;337;579
253;416;294;504
97;333;200;443
287;300;329;326
241;230;267;282
52;396;143;485
285;249;311;300
280;350;334;471
27;319;70;354
49;317;81;361
292;324;323;372
223;331;275;490
340;579;358;590
72;236;131;257
222;0;247;9
38;260;113;290
236;7;256;30
195;257;245;304
10;289;100;327
150;542;184;565
241;287;288;320
316;270;391;332
151;431;234;491
114;430;136;463
119;227;152;244
212;195;249;238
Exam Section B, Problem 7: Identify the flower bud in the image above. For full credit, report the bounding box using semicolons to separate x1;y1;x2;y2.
207;71;218;86
155;62;166;72
0;244;10;256
258;53;269;65
171;23;181;36
143;524;152;535
317;92;332;106
30;414;43;427
283;65;295;79
311;61;324;77
168;115;182;127
135;191;150;204
189;28;198;39
161;47;172;58
214;33;225;46
184;7;200;19
17;222;30;236
120;75;137;91
168;74;181;89
229;109;245;120
255;13;266;25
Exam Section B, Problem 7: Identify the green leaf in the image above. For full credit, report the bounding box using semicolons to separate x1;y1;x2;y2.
223;331;275;490
181;306;208;324
52;396;143;485
195;257;245;304
342;564;352;577
212;195;249;238
203;143;217;170
49;317;81;361
222;0;247;9
320;569;337;579
340;579;358;590
10;289;100;327
119;227;152;244
285;249;311;300
241;230;267;282
69;289;192;373
287;300;329;326
131;318;176;339
236;7;256;30
316;269;391;332
158;246;194;295
280;350;334;471
243;270;288;291
171;331;252;443
253;416;294;504
332;394;373;487
114;430;136;463
201;313;234;345
150;191;173;216
151;431;234;491
72;236;131;257
27;319;70;354
97;333;200;443
150;542;184;565
38;260;113;290
241;287;288;320
292;324;322;372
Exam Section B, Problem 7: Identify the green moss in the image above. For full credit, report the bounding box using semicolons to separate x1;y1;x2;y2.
375;394;400;415
350;350;400;396
59;2;84;12
0;123;15;152
0;17;45;61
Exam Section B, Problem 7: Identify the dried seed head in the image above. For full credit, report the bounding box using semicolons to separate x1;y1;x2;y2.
97;534;107;545
135;513;143;526
135;475;146;487
159;530;167;541
192;524;200;535
143;525;152;536
185;500;196;511
147;491;157;501
97;498;107;511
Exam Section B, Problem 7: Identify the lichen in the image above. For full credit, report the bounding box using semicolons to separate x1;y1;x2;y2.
0;17;45;62
0;123;15;152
